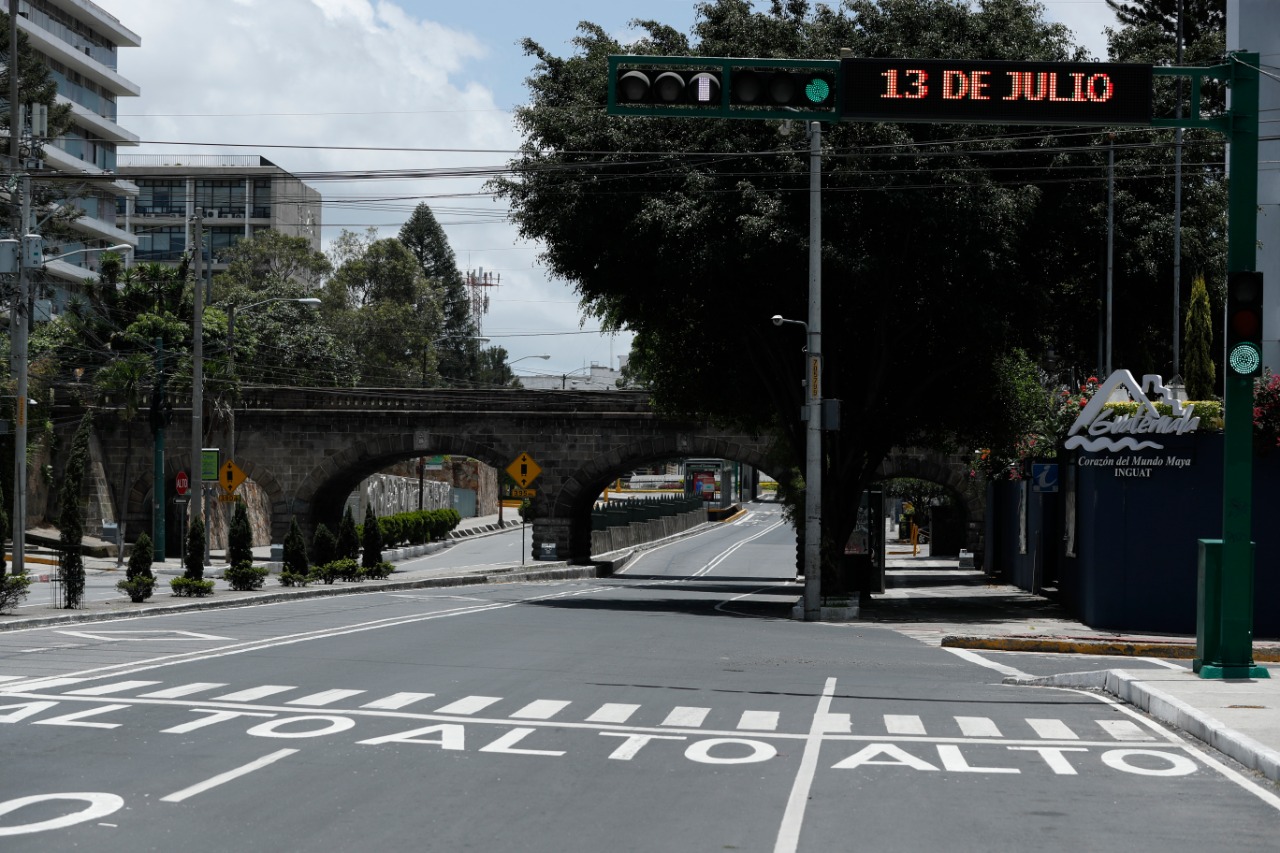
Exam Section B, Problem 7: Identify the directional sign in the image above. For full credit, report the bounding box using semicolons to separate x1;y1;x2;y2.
220;459;247;494
506;452;542;489
512;488;537;499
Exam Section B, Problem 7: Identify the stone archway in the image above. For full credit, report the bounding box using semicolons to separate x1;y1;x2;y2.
873;449;984;555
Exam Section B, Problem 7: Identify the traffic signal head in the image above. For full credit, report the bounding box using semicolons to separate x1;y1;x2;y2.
730;69;835;110
1226;270;1264;377
614;68;722;107
609;56;839;120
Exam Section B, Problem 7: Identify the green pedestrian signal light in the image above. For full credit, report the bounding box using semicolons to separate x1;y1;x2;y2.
1226;271;1264;377
609;56;840;120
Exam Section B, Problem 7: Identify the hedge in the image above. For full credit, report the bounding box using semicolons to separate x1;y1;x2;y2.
356;508;462;548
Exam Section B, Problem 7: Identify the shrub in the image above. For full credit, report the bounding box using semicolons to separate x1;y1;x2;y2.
361;504;383;569
362;561;395;580
328;558;362;582
312;560;342;584
337;506;360;560
225;561;268;592
279;571;310;587
184;516;206;581
311;523;338;568
58;412;93;608
116;576;155;603
128;533;155;582
283;517;308;576
0;573;32;613
170;576;214;597
228;502;253;568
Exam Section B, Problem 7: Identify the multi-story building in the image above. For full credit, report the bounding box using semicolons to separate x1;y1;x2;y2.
15;0;141;289
115;155;322;270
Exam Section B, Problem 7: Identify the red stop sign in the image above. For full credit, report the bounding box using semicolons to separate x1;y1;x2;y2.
175;471;189;496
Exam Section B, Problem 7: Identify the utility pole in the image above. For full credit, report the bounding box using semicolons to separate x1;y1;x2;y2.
152;338;166;557
803;120;823;621
191;211;207;563
1172;0;1184;378
8;0;28;575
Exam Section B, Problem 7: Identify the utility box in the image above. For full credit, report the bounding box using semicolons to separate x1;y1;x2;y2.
0;239;18;274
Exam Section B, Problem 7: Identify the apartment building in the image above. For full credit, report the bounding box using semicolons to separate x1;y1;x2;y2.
14;0;140;287
116;155;322;270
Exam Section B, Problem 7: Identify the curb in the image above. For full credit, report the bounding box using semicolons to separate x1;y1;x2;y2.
0;561;596;632
943;634;1280;662
1006;668;1280;783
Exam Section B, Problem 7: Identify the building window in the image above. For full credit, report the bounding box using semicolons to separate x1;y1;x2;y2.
137;226;187;261
136;180;187;216
195;180;246;218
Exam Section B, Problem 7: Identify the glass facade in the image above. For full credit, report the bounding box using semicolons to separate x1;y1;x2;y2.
195;180;247;217
136;226;186;261
53;128;115;170
253;179;272;218
22;0;119;69
134;179;186;216
43;59;118;122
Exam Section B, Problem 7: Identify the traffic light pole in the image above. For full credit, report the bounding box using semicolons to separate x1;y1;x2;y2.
803;121;823;621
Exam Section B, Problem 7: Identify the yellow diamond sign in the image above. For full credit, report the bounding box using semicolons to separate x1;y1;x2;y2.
220;459;248;494
506;452;542;488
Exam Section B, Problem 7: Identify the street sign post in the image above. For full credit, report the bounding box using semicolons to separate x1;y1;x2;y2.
506;452;542;489
200;448;220;482
175;470;189;497
220;459;247;494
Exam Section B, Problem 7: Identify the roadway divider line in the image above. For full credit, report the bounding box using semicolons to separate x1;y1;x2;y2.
774;676;837;853
160;749;300;803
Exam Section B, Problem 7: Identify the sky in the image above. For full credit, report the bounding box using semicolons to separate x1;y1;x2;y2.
108;0;1118;383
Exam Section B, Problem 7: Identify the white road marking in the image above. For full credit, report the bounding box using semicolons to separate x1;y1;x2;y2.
956;716;1002;738
773;676;837;853
737;710;780;731
139;683;228;699
0;793;125;836
661;706;710;727
56;630;231;641
942;646;1033;679
434;695;502;715
510;700;571;720
885;714;926;735
360;692;435;710
286;689;366;707
0;676;26;683
160;749;299;803
213;685;296;702
585;703;640;724
1096;719;1155;741
64;680;162;696
1028;718;1079;740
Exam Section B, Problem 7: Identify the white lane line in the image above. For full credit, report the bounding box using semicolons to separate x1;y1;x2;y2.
0;676;26;683
941;646;1033;680
64;680;162;696
1027;718;1078;740
3;676;89;691
212;685;296;703
160;749;299;804
286;689;367;707
434;696;502;715
773;676;838;853
738;710;780;731
139;683;228;699
360;692;435;710
660;706;710;728
585;703;640;724
1096;719;1155;741
884;714;927;736
956;716;1003;738
1138;656;1188;671
510;700;571;720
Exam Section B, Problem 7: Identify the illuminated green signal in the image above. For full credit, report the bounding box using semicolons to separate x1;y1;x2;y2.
1229;343;1261;376
805;77;831;104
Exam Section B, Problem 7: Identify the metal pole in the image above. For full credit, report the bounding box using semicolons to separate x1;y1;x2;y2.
1172;0;1184;377
153;338;165;557
9;0;24;576
803;121;823;621
1106;135;1115;377
191;212;206;563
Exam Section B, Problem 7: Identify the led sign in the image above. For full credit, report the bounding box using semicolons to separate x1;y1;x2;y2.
841;58;1153;126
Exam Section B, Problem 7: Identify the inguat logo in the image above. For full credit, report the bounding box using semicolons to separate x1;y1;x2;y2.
1063;370;1200;453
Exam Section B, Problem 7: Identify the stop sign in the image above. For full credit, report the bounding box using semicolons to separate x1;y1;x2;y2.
175;471;189;496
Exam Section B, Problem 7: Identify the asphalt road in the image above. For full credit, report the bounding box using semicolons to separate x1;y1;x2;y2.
1;503;1276;851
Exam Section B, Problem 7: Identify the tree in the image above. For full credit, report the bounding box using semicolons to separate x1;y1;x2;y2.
494;0;1099;591
58;413;93;608
95;352;152;565
1183;273;1215;401
476;346;517;387
361;504;383;569
228;501;253;568
283;516;308;576
184;516;206;582
399;204;482;385
1104;1;1224;47
216;229;332;292
311;522;338;568
337;506;360;560
118;532;155;603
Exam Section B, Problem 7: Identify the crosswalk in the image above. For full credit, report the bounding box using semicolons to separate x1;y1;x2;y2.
1;676;1155;742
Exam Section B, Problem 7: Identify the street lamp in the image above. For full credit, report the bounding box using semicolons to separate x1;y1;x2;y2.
10;242;135;577
506;354;550;368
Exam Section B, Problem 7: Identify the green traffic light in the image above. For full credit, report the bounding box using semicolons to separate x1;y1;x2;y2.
805;77;831;104
1229;342;1261;376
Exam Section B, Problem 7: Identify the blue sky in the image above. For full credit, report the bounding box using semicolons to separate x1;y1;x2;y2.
110;0;1118;379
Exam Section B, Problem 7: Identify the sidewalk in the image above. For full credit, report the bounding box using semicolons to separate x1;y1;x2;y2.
864;550;1280;784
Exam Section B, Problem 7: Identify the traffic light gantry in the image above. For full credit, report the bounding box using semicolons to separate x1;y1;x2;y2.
608;56;839;121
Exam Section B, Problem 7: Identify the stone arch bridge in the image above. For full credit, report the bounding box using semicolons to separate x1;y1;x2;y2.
70;388;983;562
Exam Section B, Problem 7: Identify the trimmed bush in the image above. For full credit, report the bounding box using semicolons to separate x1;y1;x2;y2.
184;516;206;581
337;507;360;561
0;573;32;613
225;562;268;591
228;502;253;568
362;561;395;580
120;532;156;603
279;571;310;587
311;523;337;568
170;576;214;597
283;517;308;576
361;504;383;569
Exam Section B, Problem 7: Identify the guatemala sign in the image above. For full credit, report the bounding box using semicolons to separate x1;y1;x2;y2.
1064;370;1200;454
840;58;1152;125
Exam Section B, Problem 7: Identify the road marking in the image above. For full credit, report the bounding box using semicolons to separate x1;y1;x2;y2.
160;749;299;803
956;716;1003;738
56;630;231;642
585;703;640;724
737;710;780;731
139;683;228;699
0;793;124;836
510;699;571;720
0;676;25;683
213;685;296;702
32;704;129;729
774;676;837;853
1096;719;1154;741
64;680;162;696
1028;718;1078;740
286;689;366;707
435;695;501;715
942;646;1033;679
360;692;434;710
885;714;926;735
661;706;710;727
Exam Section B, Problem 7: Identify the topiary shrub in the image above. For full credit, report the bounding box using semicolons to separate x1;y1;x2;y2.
361;504;383;569
279;570;310;587
228;502;253;568
118;532;156;602
311;522;337;568
283;516;308;576
337;506;360;561
184;516;206;582
224;562;268;591
170;576;214;597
